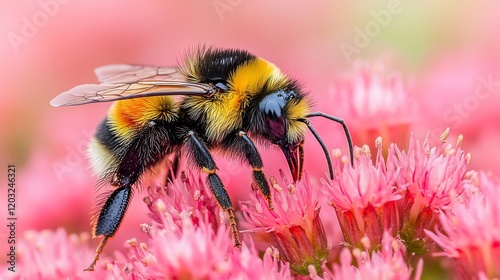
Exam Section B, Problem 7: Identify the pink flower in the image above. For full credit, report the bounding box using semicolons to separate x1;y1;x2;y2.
415;51;500;176
14;147;158;261
0;228;123;280
143;171;223;232
126;172;290;279
322;138;402;249
329;61;416;150
395;129;470;253
126;216;290;279
16;151;95;233
128;219;233;279
241;172;329;275
322;232;423;280
231;246;291;280
426;173;500;279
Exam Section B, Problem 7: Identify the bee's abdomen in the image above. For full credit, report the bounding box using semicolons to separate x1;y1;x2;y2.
87;117;123;176
87;96;180;177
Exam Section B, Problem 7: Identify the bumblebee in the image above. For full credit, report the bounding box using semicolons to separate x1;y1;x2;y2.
51;47;354;271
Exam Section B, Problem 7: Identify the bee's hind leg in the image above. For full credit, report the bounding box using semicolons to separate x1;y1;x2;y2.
86;186;132;271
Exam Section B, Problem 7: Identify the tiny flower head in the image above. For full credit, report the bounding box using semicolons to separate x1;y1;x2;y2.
230;244;291;280
329;61;416;150
326;232;423;280
0;228;122;280
426;173;500;279
142;171;223;233
127;218;233;279
241;172;328;275
127;216;290;279
395;129;470;254
323;139;402;250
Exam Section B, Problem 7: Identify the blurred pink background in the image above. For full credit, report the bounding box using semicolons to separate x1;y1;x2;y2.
1;0;499;265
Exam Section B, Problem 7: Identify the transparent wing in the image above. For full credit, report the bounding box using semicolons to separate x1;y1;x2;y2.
51;64;212;107
94;64;180;83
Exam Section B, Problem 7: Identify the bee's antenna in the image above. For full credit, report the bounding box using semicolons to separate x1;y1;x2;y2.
299;112;354;179
305;112;354;167
298;118;334;180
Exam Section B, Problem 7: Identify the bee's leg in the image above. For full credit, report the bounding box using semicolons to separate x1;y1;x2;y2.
235;131;273;210
87;130;163;271
298;139;305;180
185;130;241;247
86;144;143;271
85;186;131;271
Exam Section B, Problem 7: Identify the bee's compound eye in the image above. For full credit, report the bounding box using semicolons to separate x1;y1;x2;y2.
264;100;282;119
263;101;285;139
214;82;228;92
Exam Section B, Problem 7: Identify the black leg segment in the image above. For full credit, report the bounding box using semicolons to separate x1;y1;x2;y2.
87;124;174;271
185;130;241;247
86;186;131;271
236;131;273;210
208;174;241;247
94;187;132;236
298;140;305;181
186;131;217;172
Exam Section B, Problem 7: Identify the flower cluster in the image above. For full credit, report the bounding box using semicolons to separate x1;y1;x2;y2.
329;61;416;149
241;172;328;275
125;218;291;279
426;173;500;279
322;138;402;250
322;232;423;280
6;128;497;279
1;60;494;279
126;171;292;279
142;171;223;232
239;130;469;277
395;129;471;254
0;228;123;280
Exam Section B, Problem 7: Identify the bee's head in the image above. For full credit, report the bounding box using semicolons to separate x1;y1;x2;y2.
235;56;353;182
258;88;310;181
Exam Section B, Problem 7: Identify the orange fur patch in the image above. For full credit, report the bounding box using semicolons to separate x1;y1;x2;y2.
108;96;177;139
